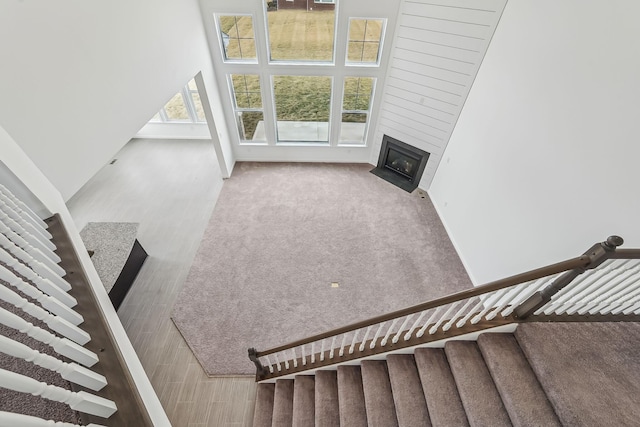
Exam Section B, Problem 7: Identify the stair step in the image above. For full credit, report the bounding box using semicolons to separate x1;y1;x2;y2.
271;379;294;427
292;375;314;427
414;348;469;427
445;341;512;427
337;365;368;427
315;370;339;427
386;354;432;427
253;383;275;427
361;360;399;427
478;333;561;427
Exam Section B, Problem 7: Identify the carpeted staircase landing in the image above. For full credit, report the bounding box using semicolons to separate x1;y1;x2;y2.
252;322;640;427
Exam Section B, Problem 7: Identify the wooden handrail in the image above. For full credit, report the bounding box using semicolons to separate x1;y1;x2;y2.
255;254;591;357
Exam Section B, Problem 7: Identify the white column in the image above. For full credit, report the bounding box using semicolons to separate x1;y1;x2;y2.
0;368;117;418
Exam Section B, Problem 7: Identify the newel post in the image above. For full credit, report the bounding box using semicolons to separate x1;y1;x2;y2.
248;348;267;380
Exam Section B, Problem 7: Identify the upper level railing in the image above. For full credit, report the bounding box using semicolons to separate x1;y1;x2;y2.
249;236;640;381
0;184;153;425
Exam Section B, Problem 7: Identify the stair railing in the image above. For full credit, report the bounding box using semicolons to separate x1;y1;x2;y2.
249;236;640;381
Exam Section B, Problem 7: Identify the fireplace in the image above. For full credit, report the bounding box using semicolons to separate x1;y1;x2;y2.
370;135;430;192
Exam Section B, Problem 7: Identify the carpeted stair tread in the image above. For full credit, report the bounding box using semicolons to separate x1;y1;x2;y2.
386;354;432;427
291;375;314;427
361;360;399;427
477;333;561;427
315;370;340;427
445;341;512;427
271;379;294;427
415;348;469;427
253;383;275;427
515;322;640;427
337;365;368;427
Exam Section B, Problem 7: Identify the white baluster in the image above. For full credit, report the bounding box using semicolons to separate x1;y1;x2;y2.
404;312;427;341
0;411;106;427
283;352;290;370
429;302;461;335
485;284;525;320
0;265;81;325
584;273;640;315
501;277;552;317
339;334;348;357
0;284;90;345
0;368;117;418
301;345;306;366
329;336;337;358
369;322;386;350
348;330;360;355
0;247;76;308
264;355;274;373
0;306;98;367
562;264;633;315
311;342;315;364
471;288;511;324
0;234;70;291
291;348;298;368
443;298;476;331
0;192;52;237
606;285;640;315
550;263;622;315
0;225;64;275
0;184;49;230
358;326;373;352
391;314;413;344
380;318;399;347
622;300;640;315
0;335;105;391
568;266;640;315
273;353;282;371
456;298;485;328
320;339;325;362
0;202;56;253
0;220;59;264
416;307;443;338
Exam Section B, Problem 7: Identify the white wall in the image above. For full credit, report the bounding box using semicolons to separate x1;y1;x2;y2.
0;124;171;426
429;0;640;285
0;0;233;200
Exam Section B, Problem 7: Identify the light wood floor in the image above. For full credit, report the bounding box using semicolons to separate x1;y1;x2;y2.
67;139;256;427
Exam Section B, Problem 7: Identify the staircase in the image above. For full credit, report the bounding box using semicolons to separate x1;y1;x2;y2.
252;322;640;427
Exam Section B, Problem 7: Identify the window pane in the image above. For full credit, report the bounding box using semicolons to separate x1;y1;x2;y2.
191;92;206;122
164;93;189;121
231;74;262;109
342;77;374;111
347;19;384;64
237;111;264;141
340;113;367;143
218;15;256;61
265;1;336;62
274;75;332;142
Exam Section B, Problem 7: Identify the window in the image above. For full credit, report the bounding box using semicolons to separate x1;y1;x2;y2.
340;77;375;145
347;18;385;65
230;74;264;141
273;76;332;143
264;0;336;62
217;15;256;61
151;79;205;123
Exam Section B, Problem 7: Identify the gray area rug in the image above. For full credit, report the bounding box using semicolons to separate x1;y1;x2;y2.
171;163;472;376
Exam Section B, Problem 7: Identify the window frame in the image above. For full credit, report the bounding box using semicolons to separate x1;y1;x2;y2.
345;17;387;67
215;14;258;64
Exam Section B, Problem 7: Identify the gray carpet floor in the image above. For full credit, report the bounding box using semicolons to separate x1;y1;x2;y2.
171;163;472;375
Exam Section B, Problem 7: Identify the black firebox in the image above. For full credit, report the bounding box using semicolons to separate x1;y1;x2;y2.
370;135;430;192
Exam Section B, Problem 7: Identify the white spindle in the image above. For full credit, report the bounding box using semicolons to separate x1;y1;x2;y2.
622;300;640;315
348;330;360;355
380;318;399;346
485;284;525;320
0;199;53;244
0;221;60;264
562;264;633;315
273;353;282;371
311;342;315;364
0;368;117;418
0;226;64;275
565;266;640;315
501;277;552;317
369;322;386;350
0;335;106;391
404;312;427;341
470;288;511;324
0;193;52;237
429;302;461;335
283;352;290;370
339;334;348;357
329;336;337;358
416;307;443;338
551;263;623;315
456;298;485;328
264;355;274;373
391;315;413;344
0;265;81;325
0;206;56;253
606;285;640;315
0;306;98;367
0;284;90;345
291;348;298;368
443;298;477;331
0;411;105;427
320;339;325;362
358;326;373;352
0;233;70;291
584;272;640;314
0;184;49;230
301;345;306;365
